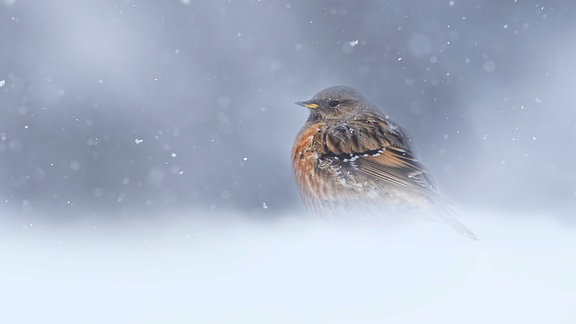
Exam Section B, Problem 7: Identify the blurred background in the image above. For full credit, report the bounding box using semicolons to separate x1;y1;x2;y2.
2;1;576;323
1;0;575;221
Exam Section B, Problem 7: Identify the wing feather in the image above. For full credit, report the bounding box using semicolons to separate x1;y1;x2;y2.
317;115;478;240
321;117;435;195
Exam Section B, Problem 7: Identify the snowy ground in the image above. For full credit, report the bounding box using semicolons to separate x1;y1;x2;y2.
1;209;575;324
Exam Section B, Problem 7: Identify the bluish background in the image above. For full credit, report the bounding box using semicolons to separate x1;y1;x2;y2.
2;0;574;220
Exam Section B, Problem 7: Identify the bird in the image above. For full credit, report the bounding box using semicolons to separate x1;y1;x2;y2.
291;85;478;240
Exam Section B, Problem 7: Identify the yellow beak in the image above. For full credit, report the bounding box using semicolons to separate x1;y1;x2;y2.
295;101;319;109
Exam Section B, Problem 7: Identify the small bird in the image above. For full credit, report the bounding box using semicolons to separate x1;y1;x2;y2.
291;85;477;240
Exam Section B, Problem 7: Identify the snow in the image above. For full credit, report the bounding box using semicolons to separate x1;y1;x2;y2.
1;209;575;324
1;1;575;322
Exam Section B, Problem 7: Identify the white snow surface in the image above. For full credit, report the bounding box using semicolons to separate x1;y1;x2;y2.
1;209;575;324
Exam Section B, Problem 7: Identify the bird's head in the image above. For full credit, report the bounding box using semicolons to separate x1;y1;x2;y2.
296;85;371;121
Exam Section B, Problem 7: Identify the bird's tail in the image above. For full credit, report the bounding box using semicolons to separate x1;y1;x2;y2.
435;204;479;240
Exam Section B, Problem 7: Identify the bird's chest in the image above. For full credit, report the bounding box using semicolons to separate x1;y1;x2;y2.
292;126;324;182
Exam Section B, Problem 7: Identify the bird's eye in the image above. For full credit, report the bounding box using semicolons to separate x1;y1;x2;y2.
328;100;339;107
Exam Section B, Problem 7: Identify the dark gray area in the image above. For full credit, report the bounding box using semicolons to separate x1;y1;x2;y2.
1;0;574;220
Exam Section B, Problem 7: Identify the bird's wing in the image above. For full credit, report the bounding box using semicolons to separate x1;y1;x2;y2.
321;117;435;195
321;117;479;240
